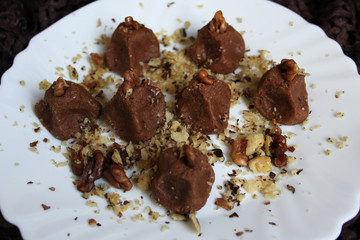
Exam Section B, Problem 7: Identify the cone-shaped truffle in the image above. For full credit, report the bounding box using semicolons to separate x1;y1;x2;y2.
151;145;215;214
105;16;160;77
189;11;245;74
104;69;165;143
35;77;102;140
177;70;231;134
254;59;309;125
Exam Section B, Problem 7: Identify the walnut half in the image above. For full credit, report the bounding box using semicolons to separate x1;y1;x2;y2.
278;59;299;81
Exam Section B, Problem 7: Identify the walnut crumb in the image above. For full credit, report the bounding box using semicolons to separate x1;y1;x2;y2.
88;218;99;227
161;225;169;232
310;125;321;131
335;91;344;98
335;112;345;118
41;204;51;210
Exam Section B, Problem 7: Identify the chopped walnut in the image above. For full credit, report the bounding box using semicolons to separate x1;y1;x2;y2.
208;10;227;33
278;59;299;81
230;139;248;166
215;197;234;210
197;69;214;85
122;69;140;95
54;77;67;97
120;16;143;32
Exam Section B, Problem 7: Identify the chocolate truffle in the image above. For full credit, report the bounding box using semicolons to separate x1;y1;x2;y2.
253;59;309;125
105;16;160;77
35;77;102;140
177;70;231;134
151;145;215;214
189;10;245;74
104;69;165;143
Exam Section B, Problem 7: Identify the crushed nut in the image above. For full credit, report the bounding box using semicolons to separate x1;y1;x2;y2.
278;59;299;81
41;204;51;210
54;77;67;97
103;163;132;191
230;139;248;166
270;134;288;167
90;53;104;66
215;197;234;210
120;16;143;32
286;184;295;194
209;10;227;33
244;133;264;156
77;150;105;192
248;156;273;174
122;69;140;95
197;69;214;85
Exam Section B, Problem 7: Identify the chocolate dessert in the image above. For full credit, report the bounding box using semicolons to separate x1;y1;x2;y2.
104;69;165;143
151;145;215;214
105;16;160;77
34;77;102;140
177;70;231;134
189;10;245;74
253;59;309;125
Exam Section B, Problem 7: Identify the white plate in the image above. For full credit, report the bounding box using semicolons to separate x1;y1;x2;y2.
1;0;360;239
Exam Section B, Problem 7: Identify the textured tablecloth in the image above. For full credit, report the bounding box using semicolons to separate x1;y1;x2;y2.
0;0;359;239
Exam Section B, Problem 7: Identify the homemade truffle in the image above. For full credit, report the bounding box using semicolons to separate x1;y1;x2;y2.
177;70;231;134
105;16;160;77
253;59;309;125
189;10;245;74
151;145;215;214
104;69;165;143
34;77;102;140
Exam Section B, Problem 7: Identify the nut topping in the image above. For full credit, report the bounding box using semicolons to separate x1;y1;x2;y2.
209;10;227;33
184;144;196;168
278;59;299;81
120;16;143;32
197;70;214;85
122;69;140;94
54;77;67;97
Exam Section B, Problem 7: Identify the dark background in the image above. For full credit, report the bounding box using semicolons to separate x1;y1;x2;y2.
0;0;359;239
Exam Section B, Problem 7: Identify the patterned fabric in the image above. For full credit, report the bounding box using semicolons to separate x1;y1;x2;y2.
0;0;359;239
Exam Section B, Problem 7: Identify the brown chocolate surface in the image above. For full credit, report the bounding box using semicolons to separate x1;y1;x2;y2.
104;70;165;143
34;78;102;140
189;11;245;74
151;145;215;214
177;70;231;134
253;60;309;125
105;16;160;77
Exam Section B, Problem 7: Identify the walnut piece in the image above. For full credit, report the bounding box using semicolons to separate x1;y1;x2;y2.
122;69;140;94
230;139;248;166
208;10;227;33
278;59;299;81
197;69;214;85
120;16;143;32
54;77;67;97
